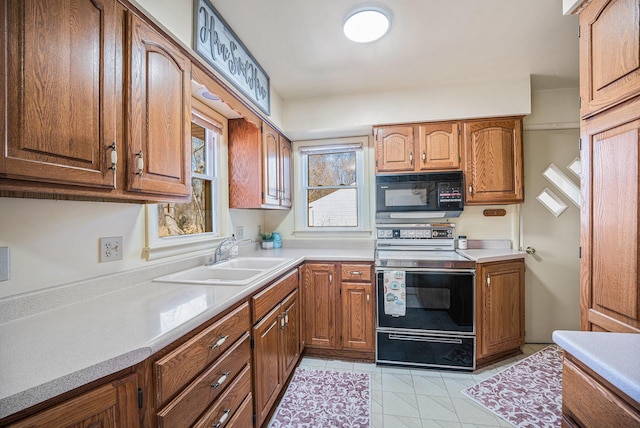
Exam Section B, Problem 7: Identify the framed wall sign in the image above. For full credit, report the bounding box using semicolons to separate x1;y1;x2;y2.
194;0;270;115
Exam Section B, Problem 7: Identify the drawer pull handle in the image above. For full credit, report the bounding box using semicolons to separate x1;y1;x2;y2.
285;312;289;326
135;150;144;177
213;409;231;427
350;271;362;275
280;313;285;330
210;335;229;349
211;371;230;389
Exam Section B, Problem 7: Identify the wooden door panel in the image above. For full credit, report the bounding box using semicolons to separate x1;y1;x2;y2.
127;14;191;197
263;124;280;206
280;137;292;207
341;283;374;351
418;122;460;170
375;126;415;172
303;264;337;348
591;120;639;321
252;306;282;427
2;0;116;188
280;290;300;381
580;0;640;116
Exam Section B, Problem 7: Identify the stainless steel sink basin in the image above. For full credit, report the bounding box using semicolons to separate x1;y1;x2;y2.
153;257;293;285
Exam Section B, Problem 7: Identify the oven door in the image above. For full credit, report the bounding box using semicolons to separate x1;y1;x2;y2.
376;268;475;334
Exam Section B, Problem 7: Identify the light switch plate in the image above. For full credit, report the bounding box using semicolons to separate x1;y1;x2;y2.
99;237;123;262
0;247;9;281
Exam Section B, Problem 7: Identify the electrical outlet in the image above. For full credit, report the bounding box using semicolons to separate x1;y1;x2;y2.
236;225;244;239
99;237;123;262
0;247;10;281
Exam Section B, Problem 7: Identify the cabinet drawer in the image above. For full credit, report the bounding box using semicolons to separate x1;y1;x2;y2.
157;333;251;428
226;393;253;427
193;364;252;428
341;263;372;282
155;303;250;405
563;358;640;427
252;269;298;322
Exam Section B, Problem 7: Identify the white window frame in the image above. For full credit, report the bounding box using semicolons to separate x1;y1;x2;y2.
144;109;222;260
293;136;372;237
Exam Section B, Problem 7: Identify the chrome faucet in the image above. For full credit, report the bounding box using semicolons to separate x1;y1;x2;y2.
205;235;237;266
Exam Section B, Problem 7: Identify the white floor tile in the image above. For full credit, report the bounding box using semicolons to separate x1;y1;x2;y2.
416;395;459;422
451;397;502;426
383;414;424;427
412;375;449;397
382;391;421;418
325;359;355;371
381;372;415;393
423;420;463;428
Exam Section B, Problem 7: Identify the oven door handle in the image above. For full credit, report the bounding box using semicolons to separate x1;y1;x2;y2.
388;334;463;345
376;267;475;274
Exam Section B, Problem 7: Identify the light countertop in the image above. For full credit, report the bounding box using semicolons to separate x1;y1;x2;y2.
456;248;526;263
0;246;373;419
552;330;640;404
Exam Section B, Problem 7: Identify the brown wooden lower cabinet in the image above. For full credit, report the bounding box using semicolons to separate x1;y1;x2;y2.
303;262;375;360
5;373;139;428
476;259;525;367
562;353;640;427
252;270;301;428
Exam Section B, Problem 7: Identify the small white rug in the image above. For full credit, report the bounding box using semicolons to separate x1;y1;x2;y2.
269;367;371;428
461;345;563;428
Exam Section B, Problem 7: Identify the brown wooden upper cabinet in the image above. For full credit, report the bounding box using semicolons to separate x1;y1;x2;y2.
228;119;292;209
579;0;640;118
126;14;192;198
374;122;460;173
1;1;192;202
462;117;524;205
2;0;119;191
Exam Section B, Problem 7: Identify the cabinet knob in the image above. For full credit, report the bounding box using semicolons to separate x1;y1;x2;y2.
486;275;491;288
409;152;413;164
350;271;362;276
422;152;426;162
526;246;536;255
468;184;473;194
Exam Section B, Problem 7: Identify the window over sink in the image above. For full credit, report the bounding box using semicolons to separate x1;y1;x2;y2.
144;107;222;260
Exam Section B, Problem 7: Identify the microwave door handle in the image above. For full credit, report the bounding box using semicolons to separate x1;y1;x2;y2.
388;334;463;345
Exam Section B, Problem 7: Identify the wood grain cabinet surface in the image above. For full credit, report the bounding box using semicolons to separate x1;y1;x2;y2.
303;262;375;360
475;260;525;366
1;1;192;202
561;353;640;427
251;270;301;428
374;123;460;173
228;119;292;209
5;374;139;428
579;0;640;118
576;0;640;333
462;117;524;205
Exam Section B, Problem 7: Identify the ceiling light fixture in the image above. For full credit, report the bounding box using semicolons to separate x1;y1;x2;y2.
343;7;391;43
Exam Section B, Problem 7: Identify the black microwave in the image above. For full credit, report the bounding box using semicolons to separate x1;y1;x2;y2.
375;171;464;222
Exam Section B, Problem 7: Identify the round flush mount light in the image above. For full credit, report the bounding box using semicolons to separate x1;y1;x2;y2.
343;7;391;43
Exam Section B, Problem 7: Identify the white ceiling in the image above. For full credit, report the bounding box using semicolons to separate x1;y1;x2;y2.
208;0;579;100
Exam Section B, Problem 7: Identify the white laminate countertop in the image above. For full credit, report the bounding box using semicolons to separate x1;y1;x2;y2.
0;246;373;419
552;330;640;404
456;248;526;263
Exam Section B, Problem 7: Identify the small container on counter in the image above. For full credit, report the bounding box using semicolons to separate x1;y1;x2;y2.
272;232;282;249
458;235;467;250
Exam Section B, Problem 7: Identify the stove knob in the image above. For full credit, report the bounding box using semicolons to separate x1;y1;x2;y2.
408;230;416;237
386;230;393;238
400;230;408;238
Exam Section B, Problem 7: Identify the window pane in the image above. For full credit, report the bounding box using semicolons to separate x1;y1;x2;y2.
157;178;212;237
191;123;206;174
308;152;356;187
308;188;358;227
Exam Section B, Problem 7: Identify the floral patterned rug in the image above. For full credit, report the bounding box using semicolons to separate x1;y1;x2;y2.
269;367;371;428
462;345;563;428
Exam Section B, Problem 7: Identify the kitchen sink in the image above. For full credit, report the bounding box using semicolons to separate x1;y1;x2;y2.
153;257;293;285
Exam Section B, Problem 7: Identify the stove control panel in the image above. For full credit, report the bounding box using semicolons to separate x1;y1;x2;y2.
376;225;454;240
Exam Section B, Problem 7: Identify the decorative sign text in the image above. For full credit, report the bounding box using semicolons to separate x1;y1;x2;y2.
194;0;270;115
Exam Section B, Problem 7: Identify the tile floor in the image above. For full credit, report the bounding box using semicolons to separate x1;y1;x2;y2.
294;343;551;428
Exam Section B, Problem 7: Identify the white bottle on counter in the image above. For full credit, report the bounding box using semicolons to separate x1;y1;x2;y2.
458;236;467;250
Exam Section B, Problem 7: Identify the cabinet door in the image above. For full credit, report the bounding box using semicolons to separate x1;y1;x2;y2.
280;136;293;208
2;0;117;189
581;98;640;332
463;118;524;204
579;0;640;117
127;14;191;198
280;290;300;381
478;261;525;358
340;282;374;351
303;263;338;349
252;305;282;427
374;126;416;173
262;124;280;206
8;374;138;427
417;122;461;170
